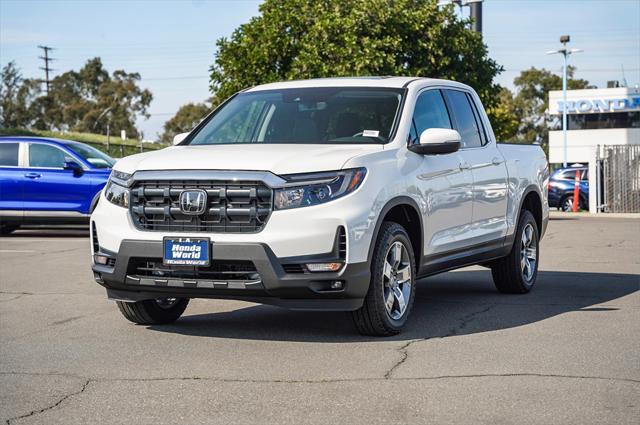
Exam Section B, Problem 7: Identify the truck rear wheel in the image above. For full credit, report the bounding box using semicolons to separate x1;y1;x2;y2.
116;298;189;325
352;222;416;336
491;210;539;294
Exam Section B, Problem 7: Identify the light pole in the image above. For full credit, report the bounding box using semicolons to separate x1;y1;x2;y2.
547;35;583;168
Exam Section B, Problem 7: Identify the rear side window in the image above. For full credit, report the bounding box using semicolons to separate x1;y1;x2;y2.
0;143;19;166
409;90;452;144
445;90;483;148
29;144;69;168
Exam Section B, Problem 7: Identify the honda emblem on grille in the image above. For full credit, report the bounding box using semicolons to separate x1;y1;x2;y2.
179;190;207;215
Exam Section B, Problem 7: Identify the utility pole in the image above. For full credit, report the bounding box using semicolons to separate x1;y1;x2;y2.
37;45;55;96
547;35;583;168
469;1;482;33
438;0;483;34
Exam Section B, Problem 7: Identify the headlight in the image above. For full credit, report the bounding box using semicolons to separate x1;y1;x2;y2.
104;170;132;208
274;168;366;210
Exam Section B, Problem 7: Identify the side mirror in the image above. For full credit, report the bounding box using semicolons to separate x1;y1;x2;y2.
173;132;189;145
64;160;84;176
408;128;461;155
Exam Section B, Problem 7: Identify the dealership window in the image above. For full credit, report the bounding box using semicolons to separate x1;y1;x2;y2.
567;111;640;130
0;143;19;166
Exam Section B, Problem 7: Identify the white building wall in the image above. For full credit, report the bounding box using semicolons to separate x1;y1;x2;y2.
549;128;640;164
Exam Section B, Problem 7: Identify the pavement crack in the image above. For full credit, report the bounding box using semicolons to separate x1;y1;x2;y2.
384;339;416;379
384;304;495;379
5;377;90;425
442;304;495;338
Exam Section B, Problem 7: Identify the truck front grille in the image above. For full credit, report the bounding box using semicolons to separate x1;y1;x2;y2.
129;180;273;233
128;258;260;281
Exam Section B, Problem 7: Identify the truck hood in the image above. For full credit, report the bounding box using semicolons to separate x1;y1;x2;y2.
113;144;383;176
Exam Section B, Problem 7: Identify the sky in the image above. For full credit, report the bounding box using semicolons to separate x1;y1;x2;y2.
1;0;639;140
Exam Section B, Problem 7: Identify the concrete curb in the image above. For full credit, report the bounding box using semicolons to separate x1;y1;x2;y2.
550;211;640;219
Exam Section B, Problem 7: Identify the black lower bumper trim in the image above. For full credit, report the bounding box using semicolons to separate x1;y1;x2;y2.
93;239;371;311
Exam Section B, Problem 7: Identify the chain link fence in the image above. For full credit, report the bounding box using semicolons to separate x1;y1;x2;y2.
602;145;640;213
83;141;166;158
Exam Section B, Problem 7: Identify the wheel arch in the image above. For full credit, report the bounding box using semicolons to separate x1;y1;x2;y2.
90;190;103;213
519;185;543;234
367;196;423;272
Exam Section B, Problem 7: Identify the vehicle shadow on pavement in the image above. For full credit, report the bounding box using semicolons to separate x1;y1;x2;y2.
147;269;638;342
1;226;89;238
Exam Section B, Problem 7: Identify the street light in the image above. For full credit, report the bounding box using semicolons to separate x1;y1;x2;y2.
547;35;583;168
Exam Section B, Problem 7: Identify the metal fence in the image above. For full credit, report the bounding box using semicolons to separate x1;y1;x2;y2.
84;141;166;158
602;145;640;213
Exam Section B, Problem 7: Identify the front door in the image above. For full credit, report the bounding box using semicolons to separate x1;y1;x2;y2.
410;89;474;256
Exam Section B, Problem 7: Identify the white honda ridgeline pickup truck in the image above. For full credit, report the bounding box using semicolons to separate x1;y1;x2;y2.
91;77;549;336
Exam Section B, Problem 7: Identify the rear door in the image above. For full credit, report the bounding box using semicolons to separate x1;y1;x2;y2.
409;89;474;255
443;89;509;245
0;141;25;217
22;142;91;212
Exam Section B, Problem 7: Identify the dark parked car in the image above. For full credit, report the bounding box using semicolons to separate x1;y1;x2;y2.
548;166;589;211
0;137;114;234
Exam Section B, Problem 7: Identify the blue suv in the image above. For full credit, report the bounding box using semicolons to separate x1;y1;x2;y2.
0;137;114;234
548;166;589;211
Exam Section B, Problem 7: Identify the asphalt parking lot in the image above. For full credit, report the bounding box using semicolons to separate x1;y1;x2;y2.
1;215;638;425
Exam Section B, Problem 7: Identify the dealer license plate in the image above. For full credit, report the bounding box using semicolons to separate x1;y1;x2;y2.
163;237;210;266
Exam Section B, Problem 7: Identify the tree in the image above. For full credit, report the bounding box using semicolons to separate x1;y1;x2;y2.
487;86;519;142
42;58;153;138
496;67;590;149
209;0;502;110
159;102;211;144
0;62;41;128
0;58;152;138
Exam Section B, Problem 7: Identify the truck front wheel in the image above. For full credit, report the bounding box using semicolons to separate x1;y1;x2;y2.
352;222;416;336
116;298;189;325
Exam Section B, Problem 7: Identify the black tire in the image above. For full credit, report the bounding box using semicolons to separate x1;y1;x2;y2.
116;298;189;325
560;195;586;212
491;209;539;294
560;195;574;212
352;222;417;336
0;224;19;235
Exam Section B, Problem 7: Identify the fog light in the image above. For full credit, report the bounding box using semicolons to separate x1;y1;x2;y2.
94;254;109;265
330;280;344;290
305;262;343;272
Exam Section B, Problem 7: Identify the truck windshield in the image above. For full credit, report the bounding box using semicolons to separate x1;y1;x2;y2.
187;87;404;145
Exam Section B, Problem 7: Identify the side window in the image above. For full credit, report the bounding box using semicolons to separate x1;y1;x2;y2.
445;90;482;148
410;90;452;144
0;143;19;166
29;144;70;168
559;170;577;180
467;93;489;146
581;169;589;181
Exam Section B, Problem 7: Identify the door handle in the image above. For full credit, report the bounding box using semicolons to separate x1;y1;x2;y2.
24;172;42;179
491;157;504;166
458;162;471;170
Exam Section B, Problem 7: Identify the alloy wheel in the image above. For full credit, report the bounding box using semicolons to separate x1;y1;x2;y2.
382;241;412;320
520;223;537;282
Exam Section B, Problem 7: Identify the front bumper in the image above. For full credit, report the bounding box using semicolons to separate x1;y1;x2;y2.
92;239;371;311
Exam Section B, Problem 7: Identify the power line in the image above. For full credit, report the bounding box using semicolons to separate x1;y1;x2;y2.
37;45;56;96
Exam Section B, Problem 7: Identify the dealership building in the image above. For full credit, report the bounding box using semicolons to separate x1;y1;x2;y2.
548;87;640;212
